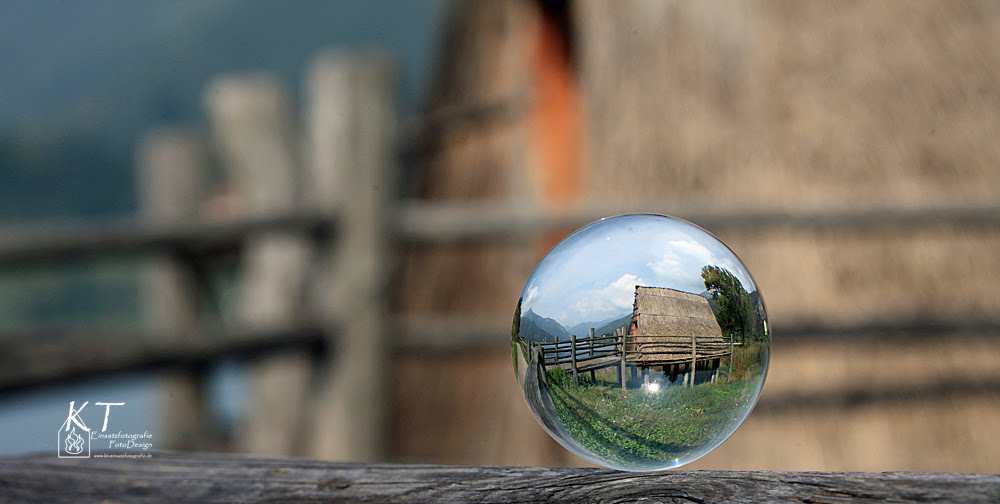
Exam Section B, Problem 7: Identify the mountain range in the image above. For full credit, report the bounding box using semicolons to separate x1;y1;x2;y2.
520;309;632;343
518;309;570;342
520;288;756;343
564;314;626;338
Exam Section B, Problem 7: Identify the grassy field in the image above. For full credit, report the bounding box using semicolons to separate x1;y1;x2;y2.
545;347;765;469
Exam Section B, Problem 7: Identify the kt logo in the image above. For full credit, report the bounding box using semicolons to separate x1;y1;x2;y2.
56;401;125;459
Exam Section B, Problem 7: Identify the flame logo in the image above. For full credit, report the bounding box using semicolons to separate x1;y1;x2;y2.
64;427;84;455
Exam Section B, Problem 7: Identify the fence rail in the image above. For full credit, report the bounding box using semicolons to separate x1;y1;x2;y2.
4;201;1000;266
529;332;733;388
0;213;334;266
1;315;998;394
0;324;329;395
396;201;1000;241
397;315;1000;352
3;319;995;415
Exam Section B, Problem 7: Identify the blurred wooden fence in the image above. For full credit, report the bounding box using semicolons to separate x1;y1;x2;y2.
2;47;1000;463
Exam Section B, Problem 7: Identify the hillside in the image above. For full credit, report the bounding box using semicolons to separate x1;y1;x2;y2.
565;314;624;338
519;310;570;343
593;314;631;337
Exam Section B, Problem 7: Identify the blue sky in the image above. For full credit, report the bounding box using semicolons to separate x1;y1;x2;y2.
521;214;757;327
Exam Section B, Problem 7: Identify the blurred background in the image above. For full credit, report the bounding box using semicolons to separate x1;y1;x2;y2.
1;0;999;472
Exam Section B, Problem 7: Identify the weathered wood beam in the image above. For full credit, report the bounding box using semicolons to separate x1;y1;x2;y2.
303;52;396;462
0;314;995;396
0;325;330;395
396;201;1000;241
398;95;528;162
0;452;996;503
1;203;998;266
0;213;334;267
777;317;1000;342
205;72;315;457
1;324;993;414
394;316;512;351
394;315;1000;351
137;128;212;450
755;375;1000;416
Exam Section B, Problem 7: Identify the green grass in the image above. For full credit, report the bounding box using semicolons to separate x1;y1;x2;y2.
546;367;763;469
729;343;769;382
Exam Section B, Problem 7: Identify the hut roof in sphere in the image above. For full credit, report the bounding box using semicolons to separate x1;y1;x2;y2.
631;286;723;339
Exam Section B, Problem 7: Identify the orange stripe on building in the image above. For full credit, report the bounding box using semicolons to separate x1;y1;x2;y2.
530;2;582;249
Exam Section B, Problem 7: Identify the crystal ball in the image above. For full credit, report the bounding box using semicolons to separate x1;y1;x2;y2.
512;214;770;471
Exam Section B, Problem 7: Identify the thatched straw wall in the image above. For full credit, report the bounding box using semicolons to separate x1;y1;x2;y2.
628;287;727;365
394;0;1000;472
392;1;570;467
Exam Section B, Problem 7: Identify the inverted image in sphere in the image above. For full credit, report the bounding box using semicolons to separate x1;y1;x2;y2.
512;214;770;471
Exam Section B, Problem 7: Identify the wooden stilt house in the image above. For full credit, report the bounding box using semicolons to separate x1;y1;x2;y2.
627;286;730;367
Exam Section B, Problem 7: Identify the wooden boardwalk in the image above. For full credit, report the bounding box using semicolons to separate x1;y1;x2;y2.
0;452;996;503
528;331;734;387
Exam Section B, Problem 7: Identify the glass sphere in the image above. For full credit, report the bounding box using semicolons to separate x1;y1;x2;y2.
512;214;770;471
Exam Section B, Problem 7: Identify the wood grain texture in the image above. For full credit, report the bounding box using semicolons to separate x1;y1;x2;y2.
205;75;315;457
137;130;208;450
303;52;396;461
0;452;996;503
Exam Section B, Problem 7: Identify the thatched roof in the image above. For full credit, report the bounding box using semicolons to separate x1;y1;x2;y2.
629;286;727;364
632;287;722;337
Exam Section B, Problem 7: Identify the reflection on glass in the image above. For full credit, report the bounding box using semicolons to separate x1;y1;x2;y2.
512;214;770;471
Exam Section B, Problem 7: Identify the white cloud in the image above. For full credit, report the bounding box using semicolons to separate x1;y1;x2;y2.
647;240;753;293
567;273;645;325
522;285;540;310
648;240;712;280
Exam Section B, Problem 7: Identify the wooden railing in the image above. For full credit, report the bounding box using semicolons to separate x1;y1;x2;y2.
528;331;735;389
535;334;732;367
537;334;622;366
0;323;329;395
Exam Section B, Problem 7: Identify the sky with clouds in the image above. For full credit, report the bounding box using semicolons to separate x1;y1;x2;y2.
521;214;757;327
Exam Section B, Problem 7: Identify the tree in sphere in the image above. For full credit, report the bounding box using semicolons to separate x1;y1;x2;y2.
701;265;754;344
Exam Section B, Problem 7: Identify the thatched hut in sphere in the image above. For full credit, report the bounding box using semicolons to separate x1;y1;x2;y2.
627;286;729;366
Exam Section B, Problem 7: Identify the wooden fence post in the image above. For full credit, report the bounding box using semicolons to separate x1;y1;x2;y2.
137;129;209;449
570;335;578;384
588;328;596;382
728;338;734;383
204;75;313;456
555;335;560;368
690;333;698;387
619;333;627;390
536;344;548;387
303;52;396;461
